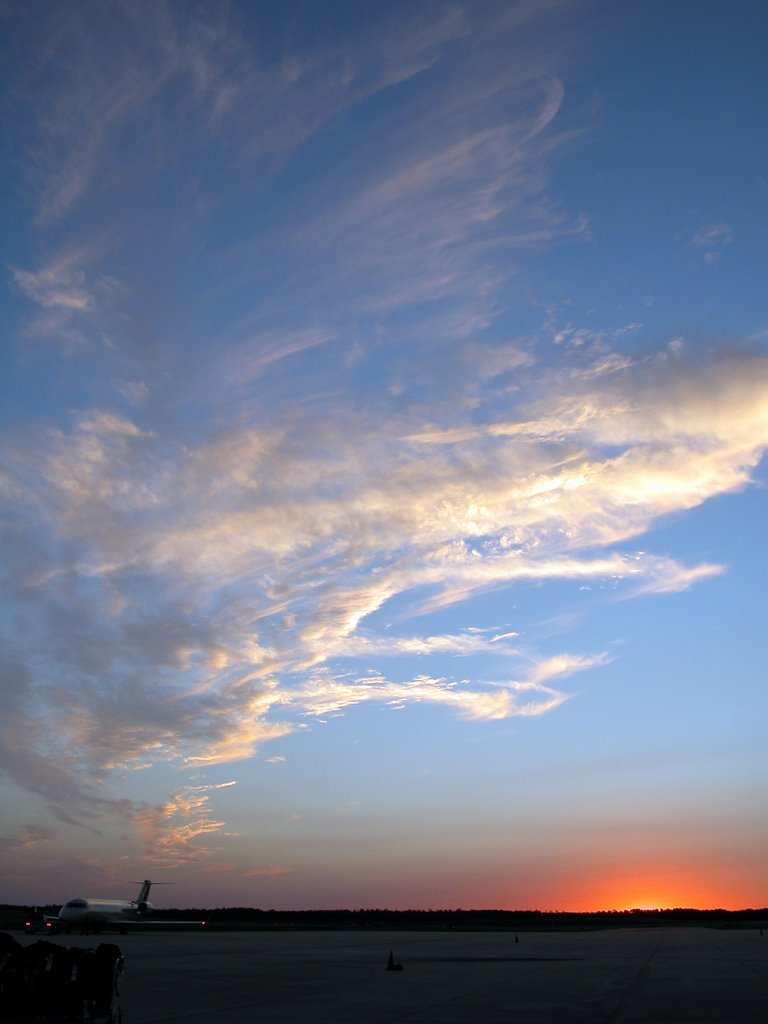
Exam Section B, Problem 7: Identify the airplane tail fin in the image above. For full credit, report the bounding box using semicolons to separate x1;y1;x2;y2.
130;879;173;913
136;879;152;905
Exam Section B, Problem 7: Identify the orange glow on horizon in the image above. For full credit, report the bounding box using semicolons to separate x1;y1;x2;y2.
534;860;754;913
576;878;731;913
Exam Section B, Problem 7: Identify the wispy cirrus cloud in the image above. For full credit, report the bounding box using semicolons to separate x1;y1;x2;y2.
133;782;239;868
218;328;338;389
243;865;294;878
690;222;734;263
0;825;55;853
292;669;573;722
14;2;468;227
272;75;585;336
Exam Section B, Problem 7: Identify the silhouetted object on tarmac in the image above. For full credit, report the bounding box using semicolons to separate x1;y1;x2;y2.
386;951;404;971
0;931;23;1003
0;933;124;1020
515;934;519;943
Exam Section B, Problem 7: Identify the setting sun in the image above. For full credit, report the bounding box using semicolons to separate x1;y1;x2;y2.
586;871;721;913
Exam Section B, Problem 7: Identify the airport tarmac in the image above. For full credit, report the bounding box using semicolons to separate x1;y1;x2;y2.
18;926;768;1023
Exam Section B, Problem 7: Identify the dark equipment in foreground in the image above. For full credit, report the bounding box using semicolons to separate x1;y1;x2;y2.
0;933;124;1022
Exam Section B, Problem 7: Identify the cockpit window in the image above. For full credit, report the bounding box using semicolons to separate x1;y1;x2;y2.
64;898;88;908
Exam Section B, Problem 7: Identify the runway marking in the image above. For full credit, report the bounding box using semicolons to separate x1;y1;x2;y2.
597;928;667;1024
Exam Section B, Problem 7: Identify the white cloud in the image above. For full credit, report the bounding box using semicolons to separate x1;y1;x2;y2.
690;222;734;262
12;254;92;311
291;669;571;722
119;380;149;405
134;782;238;867
2;346;763;820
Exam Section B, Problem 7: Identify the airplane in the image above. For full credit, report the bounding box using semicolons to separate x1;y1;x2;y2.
44;880;207;934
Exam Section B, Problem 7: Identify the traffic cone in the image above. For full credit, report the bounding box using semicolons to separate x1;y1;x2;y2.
386;951;404;971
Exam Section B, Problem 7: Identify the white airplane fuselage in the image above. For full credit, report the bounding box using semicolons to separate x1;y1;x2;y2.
52;880;156;932
58;896;155;928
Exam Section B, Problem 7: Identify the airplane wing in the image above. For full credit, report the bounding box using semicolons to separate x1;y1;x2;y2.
112;921;209;933
44;914;207;932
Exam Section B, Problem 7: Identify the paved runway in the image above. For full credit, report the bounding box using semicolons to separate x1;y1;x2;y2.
19;926;768;1022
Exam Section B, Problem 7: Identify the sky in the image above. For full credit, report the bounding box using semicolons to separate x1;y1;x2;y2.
1;0;767;913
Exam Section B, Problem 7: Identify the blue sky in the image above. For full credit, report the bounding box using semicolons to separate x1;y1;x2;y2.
1;0;767;911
